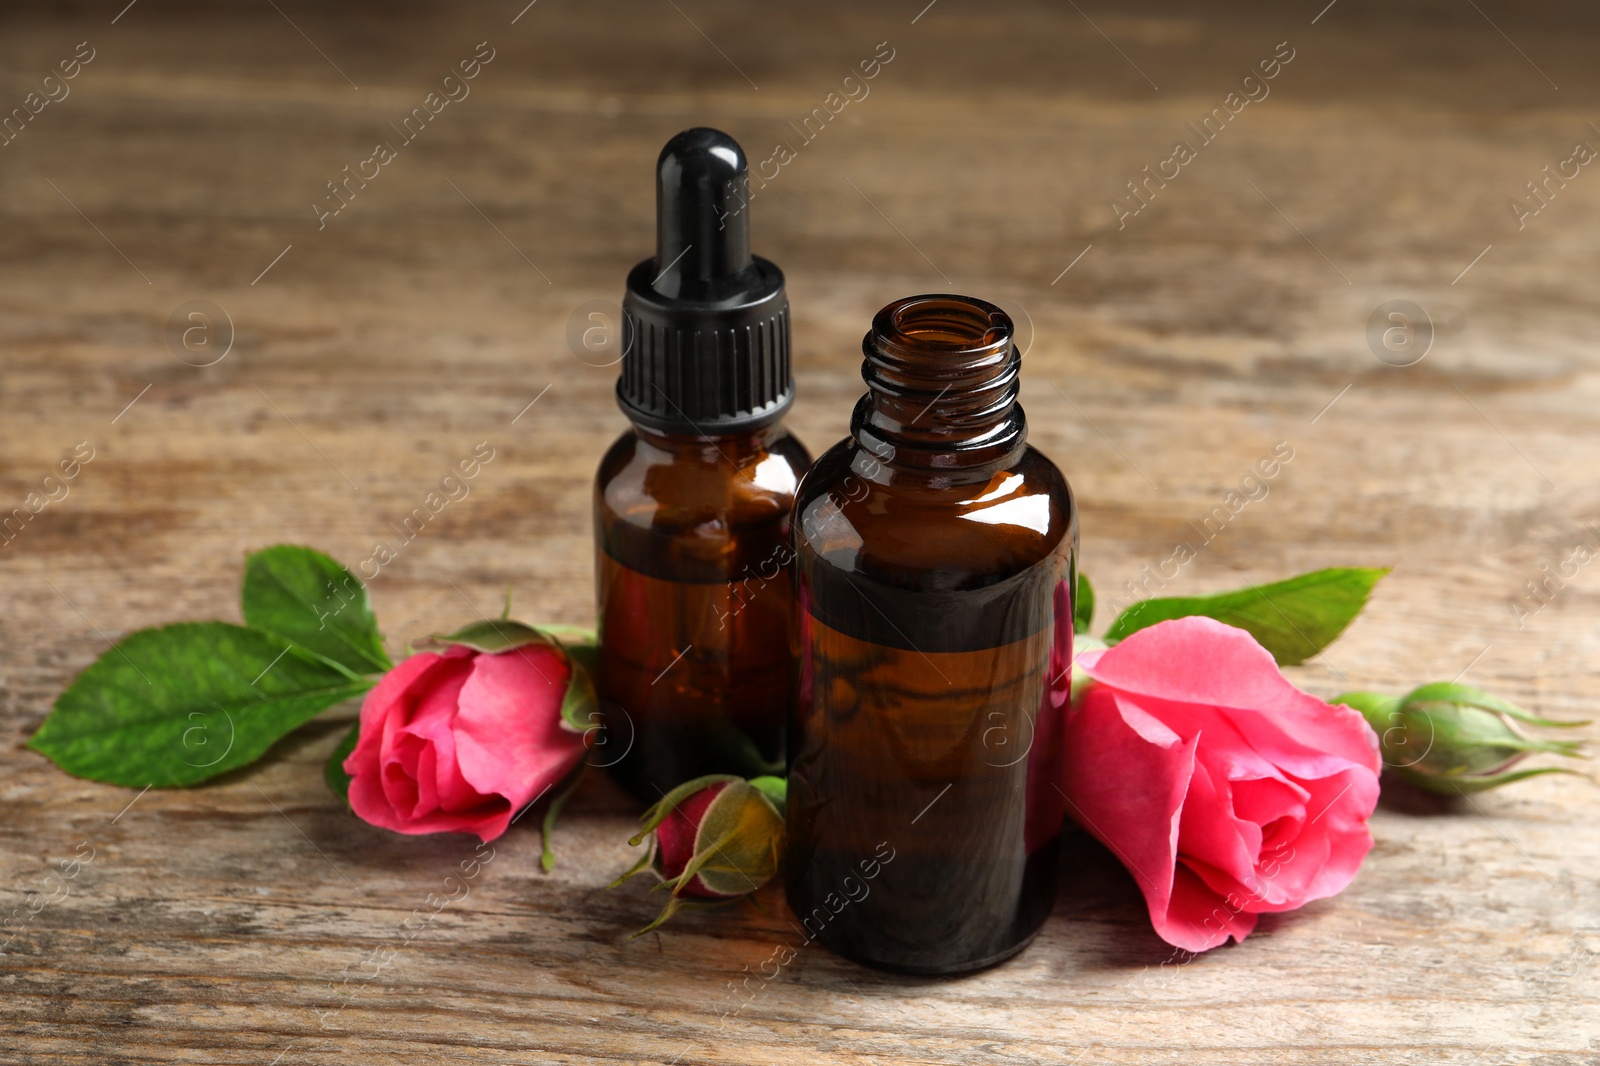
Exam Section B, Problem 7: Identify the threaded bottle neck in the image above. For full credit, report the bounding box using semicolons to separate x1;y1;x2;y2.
852;294;1025;469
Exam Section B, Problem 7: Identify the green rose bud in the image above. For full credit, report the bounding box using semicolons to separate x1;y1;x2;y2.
1336;683;1589;794
611;774;786;934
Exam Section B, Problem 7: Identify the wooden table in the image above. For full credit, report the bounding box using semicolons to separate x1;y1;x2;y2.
3;2;1597;1062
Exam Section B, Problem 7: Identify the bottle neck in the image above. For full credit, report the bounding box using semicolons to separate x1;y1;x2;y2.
632;421;774;464
851;294;1026;471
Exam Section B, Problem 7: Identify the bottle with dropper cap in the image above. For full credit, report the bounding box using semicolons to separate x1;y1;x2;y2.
594;128;811;800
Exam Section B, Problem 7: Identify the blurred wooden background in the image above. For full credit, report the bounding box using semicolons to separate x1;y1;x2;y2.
2;1;1597;1062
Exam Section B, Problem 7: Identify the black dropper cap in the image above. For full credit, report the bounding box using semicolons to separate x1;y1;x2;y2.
617;128;792;435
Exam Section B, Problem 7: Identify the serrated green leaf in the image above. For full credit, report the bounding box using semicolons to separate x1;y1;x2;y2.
325;721;360;806
28;622;373;787
1104;566;1390;666
1074;572;1095;635
242;545;390;677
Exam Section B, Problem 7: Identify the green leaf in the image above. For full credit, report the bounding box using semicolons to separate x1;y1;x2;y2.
1104;566;1390;666
1074;572;1095;635
325;721;360;806
242;545;390;677
28;622;373;787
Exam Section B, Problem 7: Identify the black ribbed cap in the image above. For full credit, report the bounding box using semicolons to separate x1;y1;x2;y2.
617;128;792;434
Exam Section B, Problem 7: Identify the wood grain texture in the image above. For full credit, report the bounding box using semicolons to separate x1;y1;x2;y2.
3;1;1598;1062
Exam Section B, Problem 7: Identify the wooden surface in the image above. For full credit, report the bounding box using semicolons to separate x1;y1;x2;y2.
4;1;1599;1062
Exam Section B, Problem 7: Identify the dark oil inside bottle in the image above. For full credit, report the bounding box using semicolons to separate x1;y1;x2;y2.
788;532;1073;972
596;550;793;795
784;294;1076;974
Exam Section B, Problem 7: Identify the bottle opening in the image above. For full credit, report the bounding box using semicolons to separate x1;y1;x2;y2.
879;295;1011;358
857;293;1025;467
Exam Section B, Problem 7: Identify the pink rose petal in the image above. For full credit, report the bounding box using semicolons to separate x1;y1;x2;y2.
1164;864;1258;952
1084;617;1379;772
1063;686;1198;928
454;647;584;804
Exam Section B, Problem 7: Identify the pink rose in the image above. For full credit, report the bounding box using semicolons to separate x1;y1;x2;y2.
345;644;585;842
1063;617;1381;952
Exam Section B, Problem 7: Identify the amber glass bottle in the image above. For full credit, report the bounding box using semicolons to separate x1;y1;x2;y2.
785;294;1076;974
595;128;809;800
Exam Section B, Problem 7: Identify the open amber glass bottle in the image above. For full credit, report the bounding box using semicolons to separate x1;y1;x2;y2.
785;294;1076;974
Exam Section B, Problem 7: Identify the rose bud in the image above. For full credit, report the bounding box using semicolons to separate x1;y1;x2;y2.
1063;616;1382;954
1336;683;1588;794
612;774;785;934
342;619;595;843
